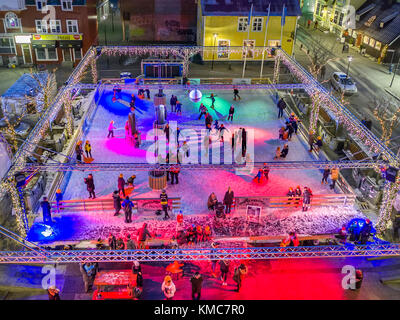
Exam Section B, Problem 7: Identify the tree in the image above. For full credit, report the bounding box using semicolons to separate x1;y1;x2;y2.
372;96;400;146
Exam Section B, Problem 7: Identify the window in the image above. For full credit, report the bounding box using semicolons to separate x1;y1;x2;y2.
369;38;375;47
5;12;20;29
49;20;61;33
35;20;48;33
36;0;46;10
252;17;263;32
61;0;73;11
315;3;321;16
74;48;82;60
363;35;369;45
338;12;345;26
0;37;16;54
217;39;230;59
242;40;255;59
238;17;248;32
268;40;281;47
35;47;58;61
375;41;381;50
66;20;79;33
333;11;339;24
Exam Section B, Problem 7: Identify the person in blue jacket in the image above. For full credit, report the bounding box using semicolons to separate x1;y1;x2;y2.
41;197;52;224
122;196;134;223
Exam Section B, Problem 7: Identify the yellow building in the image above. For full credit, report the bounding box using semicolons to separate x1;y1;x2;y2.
197;0;301;60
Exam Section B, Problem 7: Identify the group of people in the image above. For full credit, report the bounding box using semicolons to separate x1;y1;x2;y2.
107;223;153;250
207;187;235;215
169;95;182;115
75;140;93;162
253;164;270;183
286;186;313;211
176;224;212;246
322;166;339;190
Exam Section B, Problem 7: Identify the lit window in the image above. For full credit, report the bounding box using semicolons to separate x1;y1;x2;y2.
268;40;281;47
363;35;369;44
35;47;58;61
5;12;20;29
338;12;345;26
369;38;375;47
66;20;79;33
35;20;48;33
36;0;47;11
242;40;255;59
238;17;248;32
375;41;381;50
49;20;61;33
252;17;263;32
61;0;72;11
217;39;230;59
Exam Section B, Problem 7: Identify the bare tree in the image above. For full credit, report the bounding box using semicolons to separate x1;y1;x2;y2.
372;97;400;146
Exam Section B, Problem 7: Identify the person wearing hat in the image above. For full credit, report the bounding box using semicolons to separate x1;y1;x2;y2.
330;167;339;190
107;120;116;138
191;272;203;300
122;196;134;223
41;196;52;224
47;285;60;300
302;187;312;211
75;140;83;162
315;136;323;152
360;219;372;244
308;130;315;152
118;174;126;197
55;188;63;213
84;141;92;158
161;275;176;300
160;189;169;219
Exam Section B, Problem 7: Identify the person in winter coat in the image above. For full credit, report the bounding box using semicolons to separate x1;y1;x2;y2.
207;93;217;109
228;105;235;121
308;131;315;152
137;223;152;249
286;187;295;205
223;187;234;214
274;147;281;160
108;233;117;250
302;187;312;211
218;124;228;142
127;174;136;188
219;260;230;286
47;286;60;300
55;189;63;212
322;167;330;184
170;166;180;185
315;136;323;152
116;237;125;250
161;275;176;300
190;272;203;300
84;174;95;199
164;123;170;143
285;122;294;140
122;196;134;223
330;167;339;190
198;103;207;120
170;95;177;112
80;262;97;293
176;101;182;115
207;192;218;210
279;126;285;140
160;189;169;219
277;98;286;118
294;185;302;207
360;219;372;244
280;144;289;158
84;141;92;158
254;168;264;183
112;190;122;216
210;241;219;277
263;164;270;181
118;174;126;197
126;234;136;249
41;197;52;223
75;141;83;162
233;88;241;101
205;113;213;130
107;120;116;138
233;263;248;292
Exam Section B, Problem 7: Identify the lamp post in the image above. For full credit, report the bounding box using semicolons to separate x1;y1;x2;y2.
346;55;353;78
102;14;109;68
110;2;115;33
211;33;218;70
390;54;400;88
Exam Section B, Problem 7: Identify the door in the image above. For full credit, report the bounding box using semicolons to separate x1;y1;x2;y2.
63;48;72;62
21;44;32;64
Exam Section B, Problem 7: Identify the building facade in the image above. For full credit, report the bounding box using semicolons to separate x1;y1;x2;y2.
0;0;97;66
198;0;301;61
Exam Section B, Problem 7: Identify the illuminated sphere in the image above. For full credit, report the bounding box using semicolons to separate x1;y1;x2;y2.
189;89;202;103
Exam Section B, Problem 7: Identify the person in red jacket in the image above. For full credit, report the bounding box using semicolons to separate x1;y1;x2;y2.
118;174;126;197
137;223;152;249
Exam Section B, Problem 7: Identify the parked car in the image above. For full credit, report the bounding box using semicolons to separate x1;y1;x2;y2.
330;72;358;95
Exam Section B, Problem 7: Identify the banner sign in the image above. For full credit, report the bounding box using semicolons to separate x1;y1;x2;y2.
32;34;82;41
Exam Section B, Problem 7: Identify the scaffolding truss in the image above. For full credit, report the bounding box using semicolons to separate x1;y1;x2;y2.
0;244;399;263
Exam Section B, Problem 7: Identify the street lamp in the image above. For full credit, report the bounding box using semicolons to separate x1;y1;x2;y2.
346;55;353;78
102;14;109;68
390;54;400;88
110;2;115;33
211;33;218;70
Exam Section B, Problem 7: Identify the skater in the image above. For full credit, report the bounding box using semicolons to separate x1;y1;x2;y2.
205;113;213;131
233;88;241;101
84;174;96;199
145;88;150;99
207;192;218;211
207;93;217;109
112;190;122;216
228;104;235;122
182;140;189;159
127;174;136;188
219;260;230;286
223;187;234;214
294;185;302;207
274;147;281;160
161;276;176;300
263;164;270;181
322;166;330;184
277;98;286;118
118;174;126;197
55;188;63;212
122;196;134;223
137;223;152;249
241;128;247;157
314;20;318;29
302;187;312;211
160;189;170;219
176;100;182;116
330;167;339;190
279;126;285;140
254;168;264;183
170;165;180;185
75;141;83;162
164;123;170;143
170;95;177;112
108;233;117;250
360;219;372;244
307;19;311;29
308;130;315;152
292;117;299;134
41;197;52;224
190;272;203;300
233;263;248;292
218;124;228;142
198;103;207;120
47;286;60;300
280;144;289;158
315;136;323;152
285;122;294;140
107;120;116;138
84;141;92;158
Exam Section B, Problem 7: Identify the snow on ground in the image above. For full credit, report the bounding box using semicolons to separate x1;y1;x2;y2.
30;88;365;242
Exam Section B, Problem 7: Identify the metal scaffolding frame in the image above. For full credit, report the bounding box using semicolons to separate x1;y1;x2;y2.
0;244;399;263
21;160;385;173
